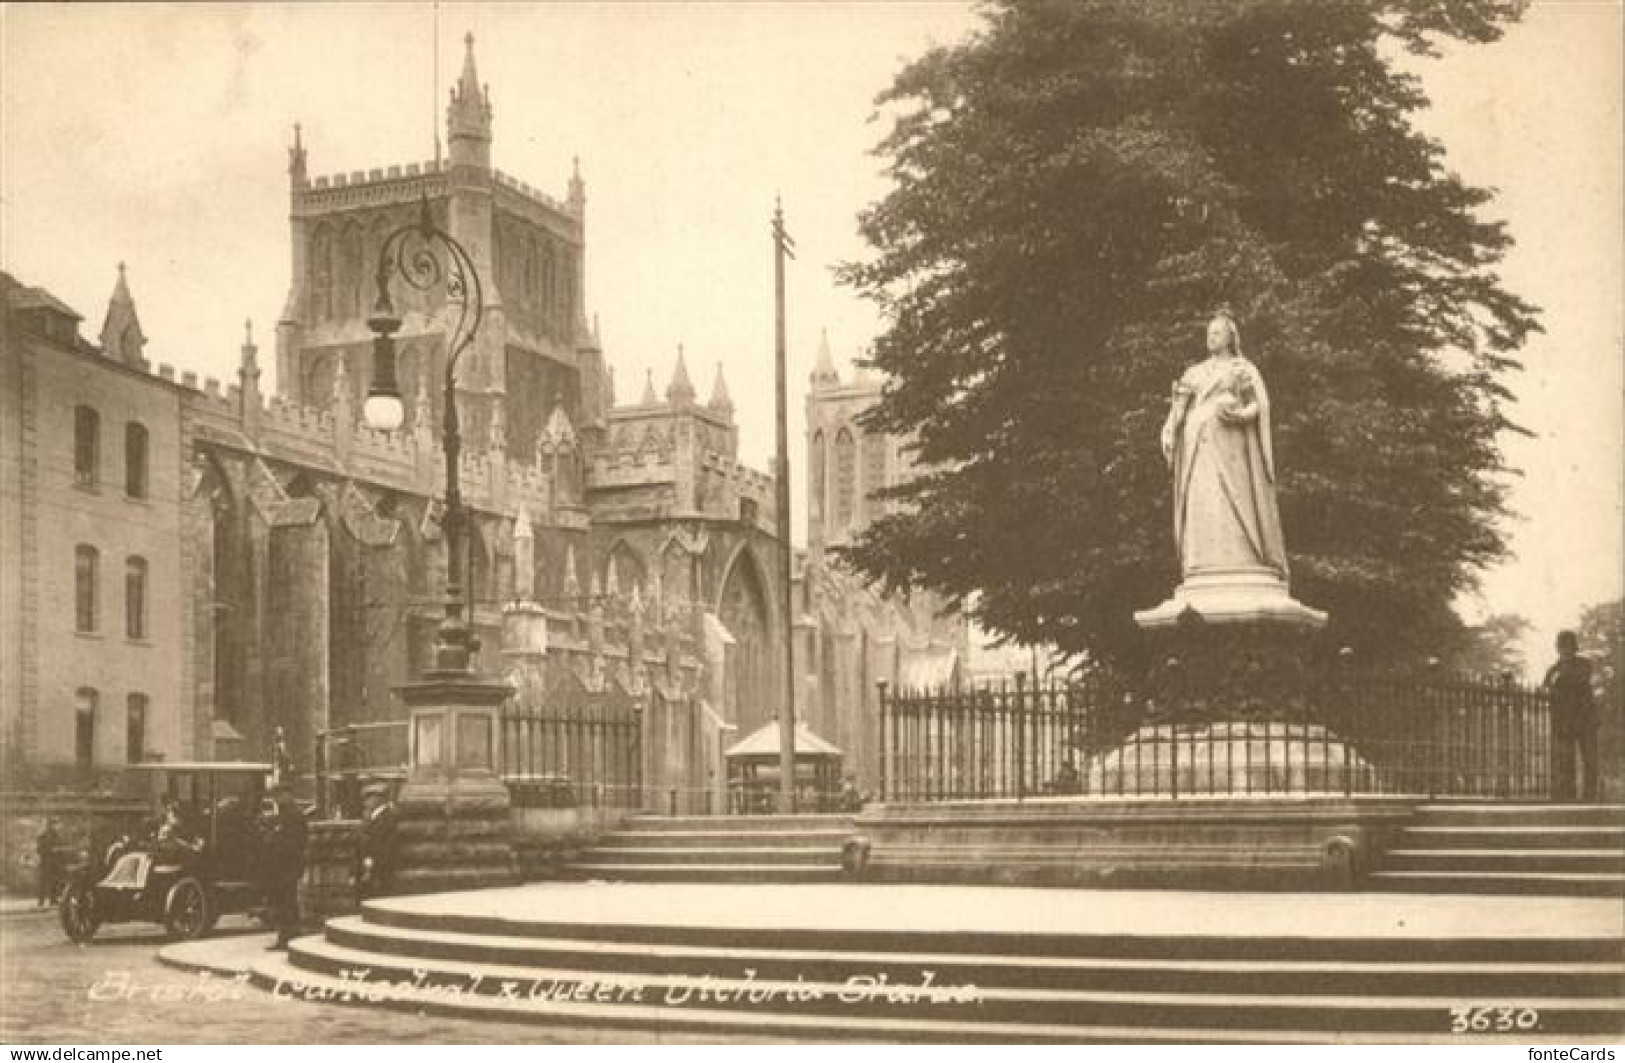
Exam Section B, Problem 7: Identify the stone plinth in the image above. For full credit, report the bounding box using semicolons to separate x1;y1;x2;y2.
851;796;1413;890
1135;568;1326;630
390;672;519;894
1083;721;1375;796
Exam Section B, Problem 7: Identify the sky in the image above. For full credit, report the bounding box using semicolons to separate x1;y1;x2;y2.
2;2;1619;676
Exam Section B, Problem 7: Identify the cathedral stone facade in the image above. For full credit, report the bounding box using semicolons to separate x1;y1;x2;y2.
2;39;976;848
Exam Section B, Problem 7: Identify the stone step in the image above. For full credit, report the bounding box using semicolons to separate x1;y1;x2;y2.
361;900;1621;965
596;829;854;848
1368;870;1625;897
1398;826;1625;850
563;863;850;884
323;917;1625;998
621;815;855;832
1413;804;1625;827
1383;849;1625;874
579;846;843;866
254;948;1604;1045
273;935;1625;1037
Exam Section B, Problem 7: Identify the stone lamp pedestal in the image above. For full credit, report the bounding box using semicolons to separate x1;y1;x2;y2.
390;672;518;894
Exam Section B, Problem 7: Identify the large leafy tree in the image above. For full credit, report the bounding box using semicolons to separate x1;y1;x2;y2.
839;0;1539;669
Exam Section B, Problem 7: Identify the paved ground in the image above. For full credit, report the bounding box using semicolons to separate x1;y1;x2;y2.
0;910;768;1044
377;881;1625;940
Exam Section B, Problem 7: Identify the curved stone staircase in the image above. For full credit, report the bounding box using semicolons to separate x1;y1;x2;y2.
238;884;1624;1042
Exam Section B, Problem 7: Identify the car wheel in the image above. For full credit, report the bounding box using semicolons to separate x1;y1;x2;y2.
163;877;215;940
59;885;100;943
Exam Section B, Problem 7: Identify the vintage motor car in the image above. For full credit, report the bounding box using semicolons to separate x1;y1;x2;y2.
59;761;279;942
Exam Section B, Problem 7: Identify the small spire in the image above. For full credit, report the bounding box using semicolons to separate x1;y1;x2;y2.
239;318;260;382
811;326;840;385
641;368;658;406
667;344;695;404
447;29;492;145
332;356;352;402
489;400;507;452
99;261;146;366
413;370;433;431
288;122;307;182
568;155;585;206
709;361;733;413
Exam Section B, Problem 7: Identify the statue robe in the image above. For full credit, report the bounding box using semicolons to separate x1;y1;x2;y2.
1172;355;1288;580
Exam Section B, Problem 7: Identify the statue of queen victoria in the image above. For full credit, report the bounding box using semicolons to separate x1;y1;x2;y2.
1135;310;1325;629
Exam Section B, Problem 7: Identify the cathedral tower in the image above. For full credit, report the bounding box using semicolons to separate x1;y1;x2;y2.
273;35;601;460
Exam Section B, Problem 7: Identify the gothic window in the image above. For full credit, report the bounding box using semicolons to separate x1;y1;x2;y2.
125;421;148;499
833;428;857;531
525;238;538;311
74;405;99;487
75;688;98;769
340;222;365;317
310;224;335;322
75;545;99;633
607;541;647;596
809;430;826;525
718;551;773;735
543;245;557;321
563;256;577;327
125;556;148;640
126;693;147;763
862;431;888;523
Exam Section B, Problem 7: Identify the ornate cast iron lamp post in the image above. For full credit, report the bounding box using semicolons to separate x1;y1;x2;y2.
362;196;515;893
364;195;484;675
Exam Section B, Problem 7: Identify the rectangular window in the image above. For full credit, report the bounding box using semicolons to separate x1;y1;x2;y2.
75;545;99;633
125;422;148;498
126;693;147;763
75;689;98;769
125;556;147;639
74;406;99;487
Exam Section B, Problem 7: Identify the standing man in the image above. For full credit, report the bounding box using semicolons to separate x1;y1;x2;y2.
259;783;308;949
1544;630;1599;802
35;818;62;908
357;783;397;899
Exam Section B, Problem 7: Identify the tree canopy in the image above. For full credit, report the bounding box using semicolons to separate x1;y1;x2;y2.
838;0;1540;669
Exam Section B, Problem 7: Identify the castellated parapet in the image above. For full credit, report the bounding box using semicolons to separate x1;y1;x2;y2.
295;161;448;216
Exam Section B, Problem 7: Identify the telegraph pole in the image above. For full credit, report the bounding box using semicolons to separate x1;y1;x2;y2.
771;198;797;813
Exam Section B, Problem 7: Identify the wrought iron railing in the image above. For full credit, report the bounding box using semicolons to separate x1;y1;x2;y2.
877;669;1559;802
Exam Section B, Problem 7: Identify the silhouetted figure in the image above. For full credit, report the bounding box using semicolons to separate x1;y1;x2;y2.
356;784;397;899
1545;630;1599;803
35;818;62;908
260;785;308;949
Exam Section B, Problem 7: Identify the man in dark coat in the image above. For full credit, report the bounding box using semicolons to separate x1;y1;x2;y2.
35;818;62;908
259;785;308;949
1544;630;1599;802
357;783;398;899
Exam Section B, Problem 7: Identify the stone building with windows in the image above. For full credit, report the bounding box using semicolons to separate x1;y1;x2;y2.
1;267;194;789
